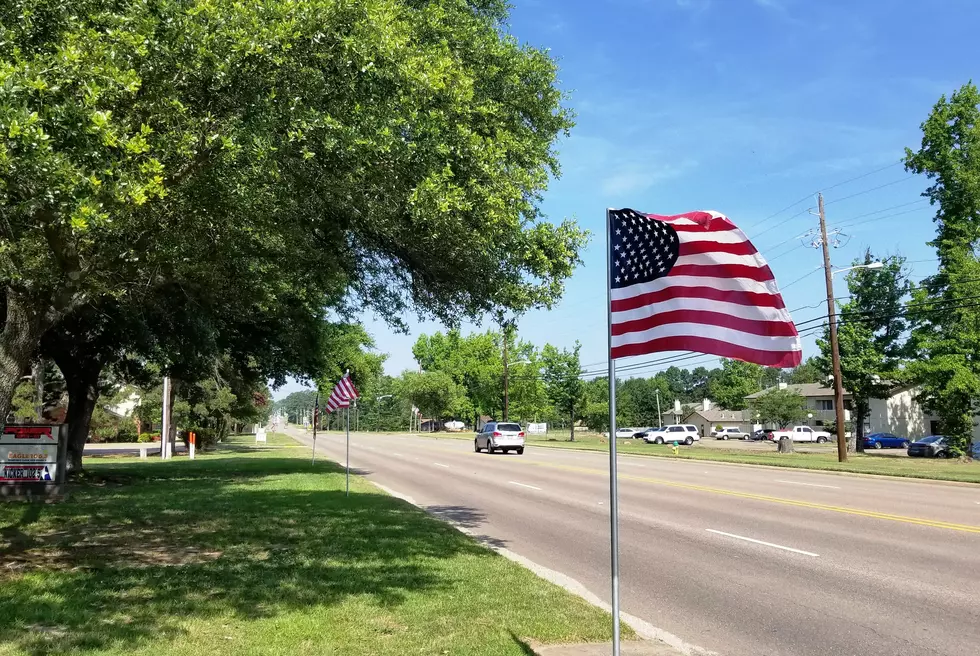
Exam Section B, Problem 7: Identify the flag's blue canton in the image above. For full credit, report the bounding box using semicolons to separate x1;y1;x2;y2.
610;208;679;290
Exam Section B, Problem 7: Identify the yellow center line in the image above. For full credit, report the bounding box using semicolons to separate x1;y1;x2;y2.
520;460;980;534
335;435;980;534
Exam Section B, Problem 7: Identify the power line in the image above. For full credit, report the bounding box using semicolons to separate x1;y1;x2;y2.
818;161;903;193
824;176;918;206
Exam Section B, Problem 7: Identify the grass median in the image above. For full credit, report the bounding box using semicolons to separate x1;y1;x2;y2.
353;428;980;484
0;433;627;655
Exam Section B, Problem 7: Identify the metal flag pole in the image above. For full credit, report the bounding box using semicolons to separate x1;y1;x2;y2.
605;208;621;656
345;403;351;496
311;391;319;466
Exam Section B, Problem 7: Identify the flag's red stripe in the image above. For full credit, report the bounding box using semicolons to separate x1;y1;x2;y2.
677;240;757;257
668;263;775;283
668;222;737;233
612;309;798;338
611;335;801;368
611;285;786;312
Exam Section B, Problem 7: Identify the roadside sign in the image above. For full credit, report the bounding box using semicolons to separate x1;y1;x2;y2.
0;463;57;482
0;424;66;494
527;423;547;434
0;425;58;444
255;427;267;443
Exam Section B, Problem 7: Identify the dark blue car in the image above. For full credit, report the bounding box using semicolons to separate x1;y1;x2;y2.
863;432;911;450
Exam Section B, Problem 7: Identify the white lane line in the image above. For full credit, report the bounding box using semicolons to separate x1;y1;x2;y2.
775;479;841;489
706;529;819;557
509;481;542;491
433;462;450;468
391;452;404;457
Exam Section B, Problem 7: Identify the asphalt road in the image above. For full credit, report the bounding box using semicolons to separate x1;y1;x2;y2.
285;427;980;656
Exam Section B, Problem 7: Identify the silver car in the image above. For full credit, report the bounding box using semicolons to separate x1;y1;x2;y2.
475;421;525;455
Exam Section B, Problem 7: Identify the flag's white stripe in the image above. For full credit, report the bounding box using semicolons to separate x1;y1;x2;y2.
673;230;749;245
612;297;793;325
674;252;770;268
612;275;780;301
612;322;802;352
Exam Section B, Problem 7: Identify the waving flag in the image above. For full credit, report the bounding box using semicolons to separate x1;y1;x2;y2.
325;373;359;412
608;208;801;367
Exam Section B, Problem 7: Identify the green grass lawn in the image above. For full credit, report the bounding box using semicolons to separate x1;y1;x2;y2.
0;433;626;655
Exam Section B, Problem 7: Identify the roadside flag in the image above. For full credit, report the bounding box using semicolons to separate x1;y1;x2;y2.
602;207;801;654
608;208;801;367
325;373;359;412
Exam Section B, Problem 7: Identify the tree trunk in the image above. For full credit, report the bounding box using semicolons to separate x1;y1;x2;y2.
569;404;575;442
49;347;103;475
854;401;867;453
0;289;50;424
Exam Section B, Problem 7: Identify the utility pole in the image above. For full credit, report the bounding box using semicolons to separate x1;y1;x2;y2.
819;193;848;463
655;389;662;428
501;319;515;421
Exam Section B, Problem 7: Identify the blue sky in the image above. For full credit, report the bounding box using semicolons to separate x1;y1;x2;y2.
274;0;978;398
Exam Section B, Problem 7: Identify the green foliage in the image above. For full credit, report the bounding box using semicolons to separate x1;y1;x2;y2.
750;388;807;428
787;357;824;385
398;370;466;422
0;0;586;430
707;359;764;410
904;82;980;455
817;251;912;445
617;376;673;427
540;343;583;418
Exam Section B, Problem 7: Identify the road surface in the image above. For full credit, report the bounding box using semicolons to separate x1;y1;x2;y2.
285;427;980;656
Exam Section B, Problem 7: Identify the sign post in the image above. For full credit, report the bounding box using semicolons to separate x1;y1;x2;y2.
0;424;67;497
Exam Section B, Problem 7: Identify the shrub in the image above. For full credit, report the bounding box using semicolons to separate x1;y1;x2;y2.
116;425;139;442
138;432;161;443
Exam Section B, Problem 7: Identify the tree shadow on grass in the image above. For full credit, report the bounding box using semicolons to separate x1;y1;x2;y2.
0;457;490;655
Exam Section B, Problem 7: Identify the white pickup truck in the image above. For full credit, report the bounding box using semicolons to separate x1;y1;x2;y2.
766;426;831;443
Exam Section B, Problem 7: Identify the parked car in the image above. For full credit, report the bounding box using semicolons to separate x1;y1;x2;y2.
748;429;769;441
711;426;747;440
633;427;659;439
863;432;911;450
907;435;949;458
475;421;525;455
766;426;831;443
644;424;700;445
615;427;638;439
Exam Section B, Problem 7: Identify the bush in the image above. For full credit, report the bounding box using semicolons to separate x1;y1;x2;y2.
116;425;138;442
138;432;161;443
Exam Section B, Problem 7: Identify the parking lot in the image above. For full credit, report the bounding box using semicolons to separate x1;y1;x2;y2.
695;435;910;456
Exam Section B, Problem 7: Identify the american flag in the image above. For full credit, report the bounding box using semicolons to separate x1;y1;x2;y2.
609;208;801;367
324;373;359;412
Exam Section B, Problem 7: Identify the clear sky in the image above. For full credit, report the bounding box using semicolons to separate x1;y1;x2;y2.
274;0;978;398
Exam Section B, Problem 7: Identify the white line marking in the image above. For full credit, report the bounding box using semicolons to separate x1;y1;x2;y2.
706;529;819;557
391;452;403;457
775;479;841;489
509;481;542;491
433;462;450;468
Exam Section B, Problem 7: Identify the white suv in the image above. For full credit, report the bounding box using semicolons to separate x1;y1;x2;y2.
644;424;700;445
475;422;525;455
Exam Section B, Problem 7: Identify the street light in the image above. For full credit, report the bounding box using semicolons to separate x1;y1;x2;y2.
832;261;883;277
823;259;883;462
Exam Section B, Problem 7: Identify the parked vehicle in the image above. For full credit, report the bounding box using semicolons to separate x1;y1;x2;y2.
644;424;700;446
615;427;638;439
907;435;949;458
633;427;659;439
863;432;911;450
475;422;525;455
711;426;747;440
766;426;831;443
748;429;769;441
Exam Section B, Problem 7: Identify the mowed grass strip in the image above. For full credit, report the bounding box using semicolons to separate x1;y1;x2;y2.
0;433;626;655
